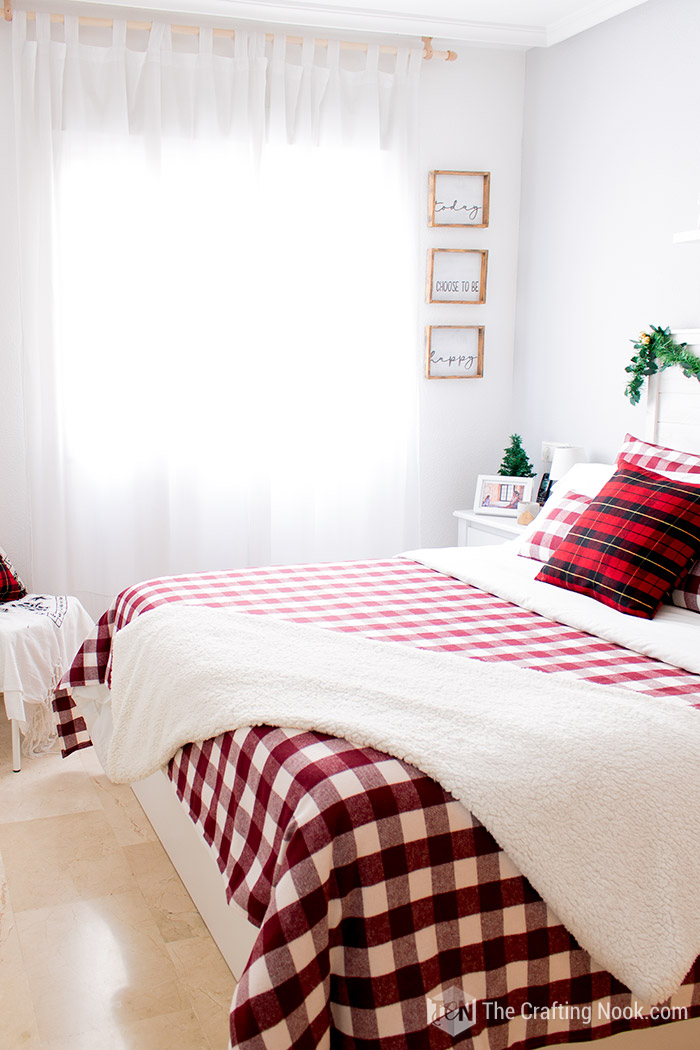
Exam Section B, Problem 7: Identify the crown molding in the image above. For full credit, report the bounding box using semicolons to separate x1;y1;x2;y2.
57;0;544;46
37;0;649;50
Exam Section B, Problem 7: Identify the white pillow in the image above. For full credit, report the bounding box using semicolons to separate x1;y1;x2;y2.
517;464;615;545
549;462;616;501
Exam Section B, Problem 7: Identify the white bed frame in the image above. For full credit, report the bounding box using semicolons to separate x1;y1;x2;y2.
131;772;258;979
105;334;700;1046
645;329;700;451
76;709;258;981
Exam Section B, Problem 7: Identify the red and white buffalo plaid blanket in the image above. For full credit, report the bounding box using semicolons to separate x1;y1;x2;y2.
54;558;700;1049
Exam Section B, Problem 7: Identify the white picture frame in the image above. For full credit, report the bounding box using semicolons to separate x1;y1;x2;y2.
473;475;534;516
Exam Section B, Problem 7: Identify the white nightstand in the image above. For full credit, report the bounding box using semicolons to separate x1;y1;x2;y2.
453;509;530;547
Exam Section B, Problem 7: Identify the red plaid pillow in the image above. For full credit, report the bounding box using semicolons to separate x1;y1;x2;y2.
518;491;591;563
0;547;26;603
671;561;700;614
616;433;700;475
535;462;700;618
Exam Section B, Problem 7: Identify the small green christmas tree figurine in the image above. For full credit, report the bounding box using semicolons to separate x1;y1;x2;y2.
498;434;535;477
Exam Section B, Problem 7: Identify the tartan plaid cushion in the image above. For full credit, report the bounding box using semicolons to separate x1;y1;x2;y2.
671;560;700;613
535;462;700;618
518;490;591;562
617;433;700;475
0;547;26;603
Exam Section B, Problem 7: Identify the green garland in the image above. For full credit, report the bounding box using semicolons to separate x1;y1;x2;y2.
624;324;700;405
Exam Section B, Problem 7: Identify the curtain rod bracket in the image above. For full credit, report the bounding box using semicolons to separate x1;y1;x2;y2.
4;0;13;22
421;36;456;62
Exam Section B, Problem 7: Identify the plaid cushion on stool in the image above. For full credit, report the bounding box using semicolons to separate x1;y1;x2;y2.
518;491;591;563
535;462;700;618
616;433;700;475
671;560;700;614
0;547;26;603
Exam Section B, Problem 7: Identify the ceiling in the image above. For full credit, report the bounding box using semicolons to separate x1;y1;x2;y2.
106;0;648;48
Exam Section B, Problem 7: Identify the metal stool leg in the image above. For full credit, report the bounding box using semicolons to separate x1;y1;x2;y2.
11;719;21;773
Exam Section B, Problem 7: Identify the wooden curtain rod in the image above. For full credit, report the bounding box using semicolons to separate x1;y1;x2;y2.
3;3;457;61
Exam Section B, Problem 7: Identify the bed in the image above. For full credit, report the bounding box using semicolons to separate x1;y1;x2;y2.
52;349;700;1050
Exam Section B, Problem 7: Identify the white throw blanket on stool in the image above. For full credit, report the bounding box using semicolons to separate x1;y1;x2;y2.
108;604;700;1006
0;595;94;754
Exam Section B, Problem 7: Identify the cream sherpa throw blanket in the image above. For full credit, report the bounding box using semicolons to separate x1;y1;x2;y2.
108;605;700;1006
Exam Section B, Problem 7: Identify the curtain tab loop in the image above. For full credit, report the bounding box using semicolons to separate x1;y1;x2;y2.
147;21;165;51
393;46;409;77
111;19;127;49
301;35;314;66
233;26;247;58
249;30;265;60
408;46;423;77
35;11;50;42
199;26;213;54
365;43;379;71
272;32;285;61
12;8;26;37
64;14;79;45
326;37;340;70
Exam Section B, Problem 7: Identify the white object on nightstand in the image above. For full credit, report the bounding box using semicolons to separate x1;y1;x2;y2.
454;509;529;547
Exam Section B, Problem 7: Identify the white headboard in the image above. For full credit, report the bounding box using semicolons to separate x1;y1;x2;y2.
646;328;700;454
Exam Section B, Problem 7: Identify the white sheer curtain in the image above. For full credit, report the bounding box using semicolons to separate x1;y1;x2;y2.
12;13;422;616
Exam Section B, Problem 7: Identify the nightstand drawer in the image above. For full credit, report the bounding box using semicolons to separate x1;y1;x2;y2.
466;526;513;547
453;509;529;547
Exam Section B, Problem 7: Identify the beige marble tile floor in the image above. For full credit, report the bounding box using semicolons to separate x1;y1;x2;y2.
0;718;236;1049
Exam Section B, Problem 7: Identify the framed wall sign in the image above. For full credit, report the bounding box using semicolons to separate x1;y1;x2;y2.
427;248;487;304
425;326;484;379
473;475;535;517
429;171;490;228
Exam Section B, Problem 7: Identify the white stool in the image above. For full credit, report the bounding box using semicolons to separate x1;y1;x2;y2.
0;595;94;772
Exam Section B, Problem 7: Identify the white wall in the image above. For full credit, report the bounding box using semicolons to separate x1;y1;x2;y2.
0;26;525;577
0;29;30;583
514;0;700;469
8;3;700;577
418;46;525;546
